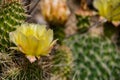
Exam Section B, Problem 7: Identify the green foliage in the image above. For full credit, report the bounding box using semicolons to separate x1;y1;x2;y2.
76;14;90;33
0;1;26;53
65;34;120;80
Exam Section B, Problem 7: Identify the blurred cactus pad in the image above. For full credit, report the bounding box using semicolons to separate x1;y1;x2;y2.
64;33;120;80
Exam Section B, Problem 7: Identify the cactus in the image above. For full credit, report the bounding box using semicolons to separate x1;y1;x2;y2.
64;34;120;80
0;0;26;53
50;24;65;44
1;54;46;80
103;22;117;38
50;45;73;80
1;48;72;80
76;14;90;33
0;52;16;80
116;31;120;50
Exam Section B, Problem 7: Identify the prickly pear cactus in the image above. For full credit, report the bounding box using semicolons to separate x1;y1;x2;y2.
65;34;120;80
0;0;26;53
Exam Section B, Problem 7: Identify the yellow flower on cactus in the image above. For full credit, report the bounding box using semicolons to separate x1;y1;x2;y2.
93;0;120;21
9;23;57;63
40;0;71;24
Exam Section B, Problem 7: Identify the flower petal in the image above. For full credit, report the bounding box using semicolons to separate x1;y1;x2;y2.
26;55;37;63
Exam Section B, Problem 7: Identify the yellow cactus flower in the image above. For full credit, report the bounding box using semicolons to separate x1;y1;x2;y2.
9;23;57;62
40;0;71;24
93;0;120;21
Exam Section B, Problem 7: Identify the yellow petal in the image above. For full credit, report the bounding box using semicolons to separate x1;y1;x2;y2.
26;36;39;55
50;39;58;47
36;39;46;56
36;25;46;39
44;29;53;46
18;32;29;54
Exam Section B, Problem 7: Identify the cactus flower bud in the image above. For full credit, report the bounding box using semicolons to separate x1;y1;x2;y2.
40;0;71;24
